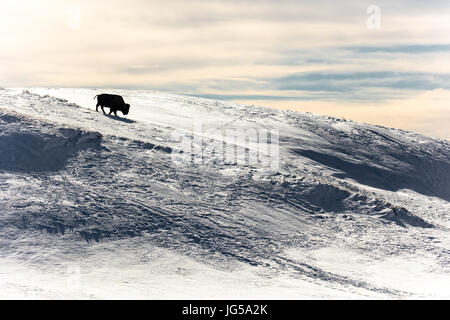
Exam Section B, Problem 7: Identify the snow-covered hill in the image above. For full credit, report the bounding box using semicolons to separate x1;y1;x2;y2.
0;87;449;299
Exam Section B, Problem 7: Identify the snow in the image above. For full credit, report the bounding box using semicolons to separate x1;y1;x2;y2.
286;247;450;299
0;112;101;172
0;87;449;299
0;239;377;300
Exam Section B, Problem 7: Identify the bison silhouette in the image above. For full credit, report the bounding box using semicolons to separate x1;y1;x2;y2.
95;94;130;116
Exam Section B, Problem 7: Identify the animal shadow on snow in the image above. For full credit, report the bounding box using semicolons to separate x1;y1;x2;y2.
104;114;137;124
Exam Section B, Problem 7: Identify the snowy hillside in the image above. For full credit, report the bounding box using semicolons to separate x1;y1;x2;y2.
0;87;449;299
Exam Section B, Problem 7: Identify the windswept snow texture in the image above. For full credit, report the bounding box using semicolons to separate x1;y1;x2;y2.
0;114;102;172
0;88;449;299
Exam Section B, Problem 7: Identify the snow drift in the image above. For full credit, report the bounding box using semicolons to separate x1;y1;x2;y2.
0;87;449;299
0;112;102;172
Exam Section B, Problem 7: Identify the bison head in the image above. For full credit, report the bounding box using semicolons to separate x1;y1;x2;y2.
123;103;130;115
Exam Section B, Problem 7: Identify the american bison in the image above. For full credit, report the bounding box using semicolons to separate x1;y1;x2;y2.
94;94;130;116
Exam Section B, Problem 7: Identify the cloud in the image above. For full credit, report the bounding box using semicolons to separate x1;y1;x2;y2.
345;44;450;54
273;71;450;92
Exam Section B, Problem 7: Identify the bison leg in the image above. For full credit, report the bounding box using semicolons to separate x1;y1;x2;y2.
96;103;99;112
101;106;106;114
109;109;113;115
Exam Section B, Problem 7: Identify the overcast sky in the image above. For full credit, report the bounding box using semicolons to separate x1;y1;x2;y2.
1;0;449;138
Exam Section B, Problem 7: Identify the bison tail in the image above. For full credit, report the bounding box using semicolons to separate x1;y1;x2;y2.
94;95;99;100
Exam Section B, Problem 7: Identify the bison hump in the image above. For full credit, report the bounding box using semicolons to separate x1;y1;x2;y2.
98;94;125;105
